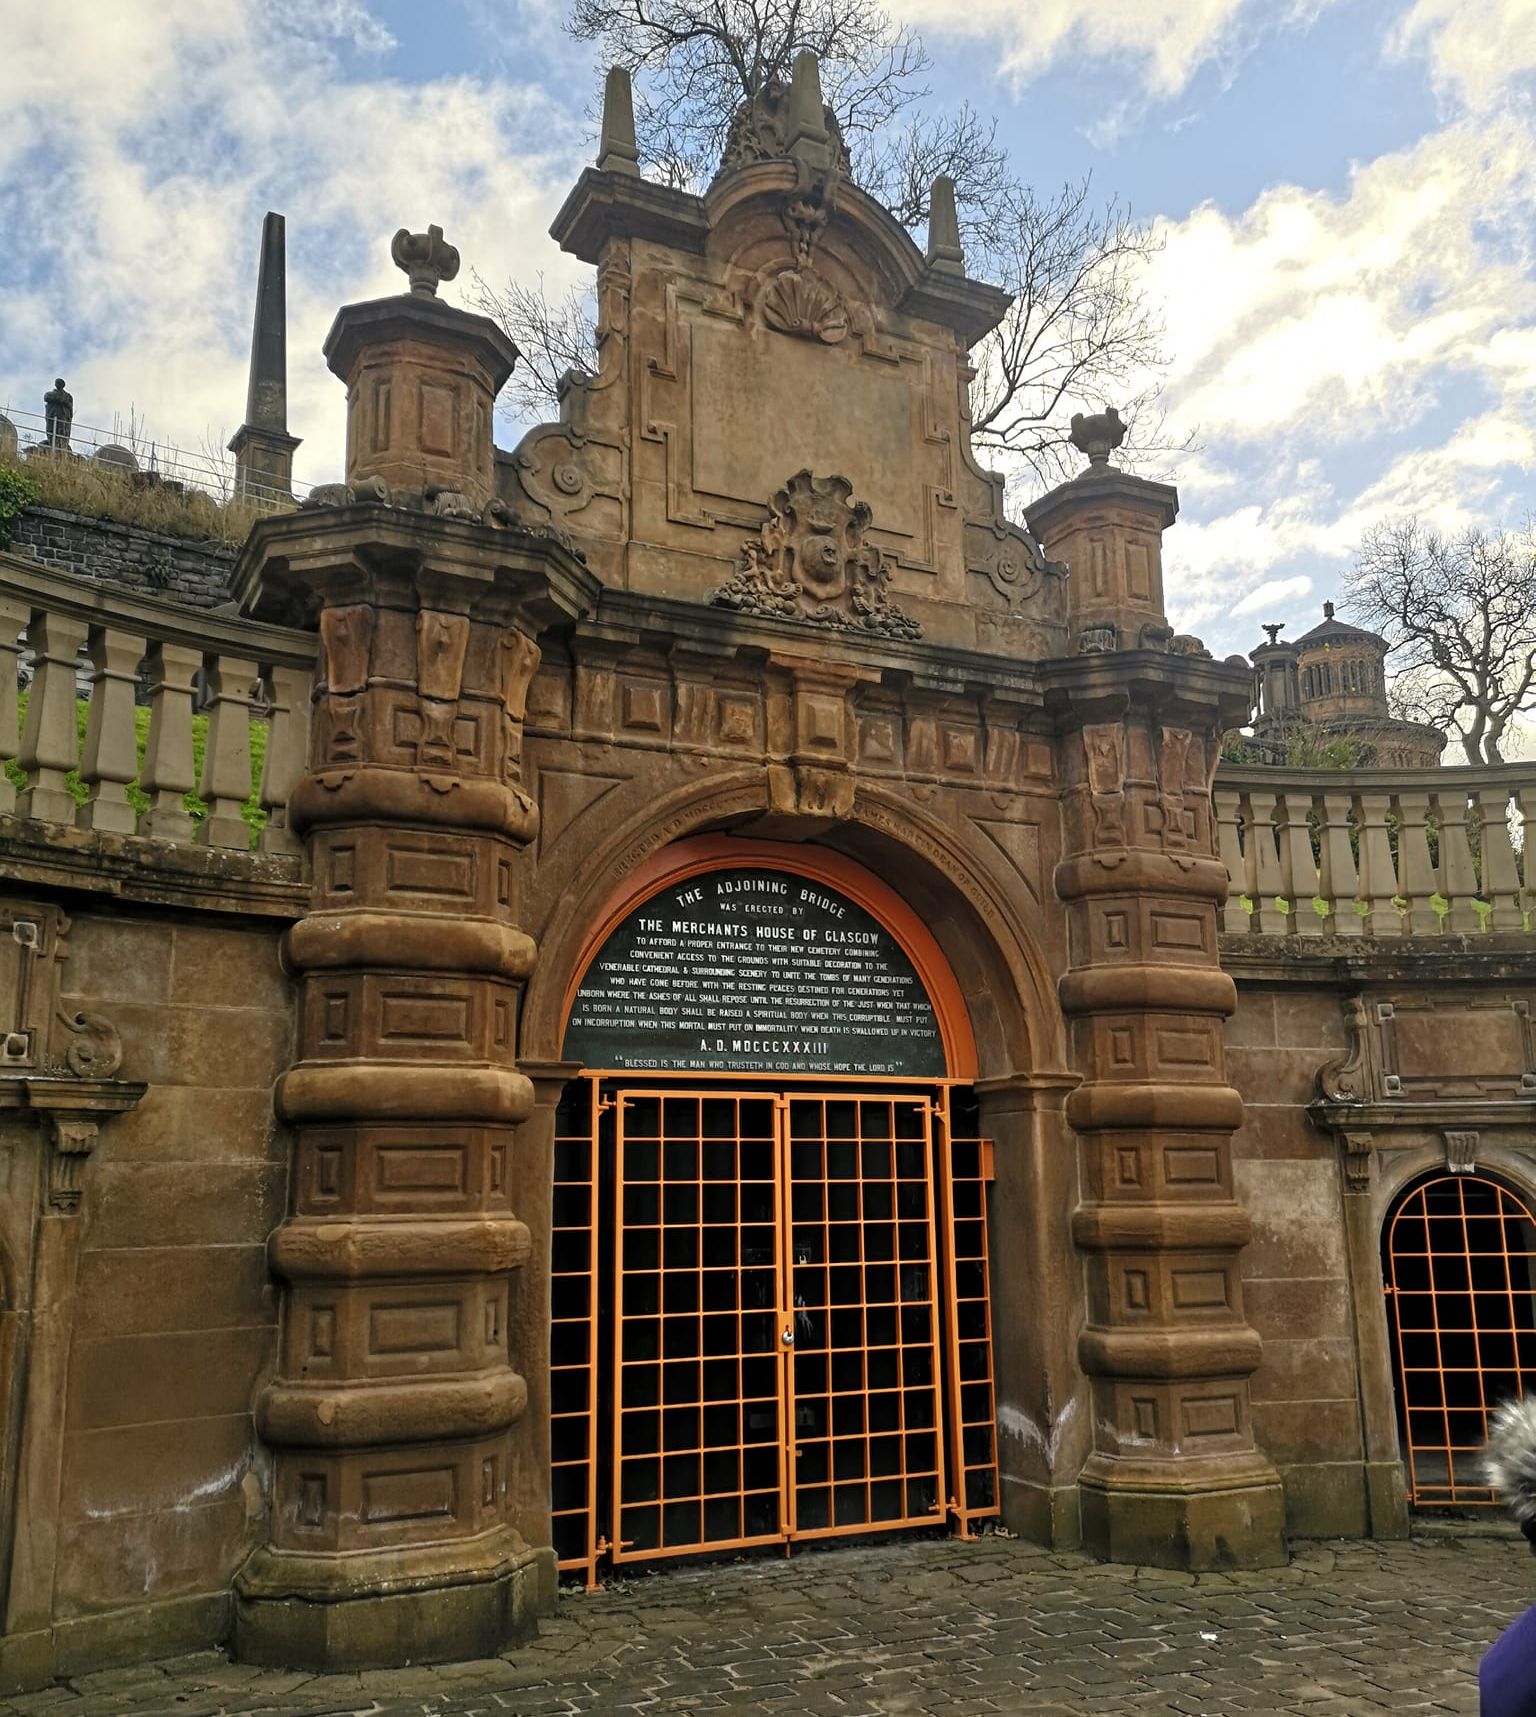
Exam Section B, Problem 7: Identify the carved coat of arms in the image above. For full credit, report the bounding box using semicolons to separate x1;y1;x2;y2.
710;470;921;641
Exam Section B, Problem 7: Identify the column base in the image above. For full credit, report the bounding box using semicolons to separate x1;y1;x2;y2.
232;1530;554;1671
1000;1474;1082;1549
1079;1453;1288;1570
1365;1459;1410;1539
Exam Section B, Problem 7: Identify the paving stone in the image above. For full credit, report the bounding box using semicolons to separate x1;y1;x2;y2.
0;1535;1529;1716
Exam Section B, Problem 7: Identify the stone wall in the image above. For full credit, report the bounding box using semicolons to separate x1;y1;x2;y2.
10;508;237;609
1225;983;1365;1537
0;835;302;1686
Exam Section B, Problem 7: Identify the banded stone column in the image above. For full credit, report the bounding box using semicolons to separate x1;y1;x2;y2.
1032;424;1287;1569
234;234;592;1667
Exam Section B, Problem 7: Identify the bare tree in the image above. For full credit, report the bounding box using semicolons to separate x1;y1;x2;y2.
469;273;597;426
473;0;1174;493
1346;517;1536;765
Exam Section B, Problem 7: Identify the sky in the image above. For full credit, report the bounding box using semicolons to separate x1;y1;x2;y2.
1;0;1533;661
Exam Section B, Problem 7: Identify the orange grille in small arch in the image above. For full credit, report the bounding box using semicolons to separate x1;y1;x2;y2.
1384;1174;1536;1507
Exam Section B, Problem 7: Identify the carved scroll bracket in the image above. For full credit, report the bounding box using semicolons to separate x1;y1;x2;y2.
0;1074;146;1213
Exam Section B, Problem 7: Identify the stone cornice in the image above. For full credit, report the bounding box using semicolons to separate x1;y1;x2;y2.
0;815;307;919
1220;936;1536;985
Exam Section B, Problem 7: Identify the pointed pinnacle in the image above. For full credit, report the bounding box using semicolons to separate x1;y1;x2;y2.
597;66;641;175
786;50;831;165
927;175;964;276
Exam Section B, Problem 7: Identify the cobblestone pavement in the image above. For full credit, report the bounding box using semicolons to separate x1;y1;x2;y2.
3;1532;1532;1717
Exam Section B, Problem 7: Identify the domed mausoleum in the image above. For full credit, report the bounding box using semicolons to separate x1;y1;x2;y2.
1249;603;1444;767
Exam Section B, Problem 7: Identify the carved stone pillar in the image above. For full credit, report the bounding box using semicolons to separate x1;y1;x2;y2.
1040;437;1286;1569
233;239;594;1670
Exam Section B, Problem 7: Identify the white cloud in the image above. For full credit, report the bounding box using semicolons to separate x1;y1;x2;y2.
1390;0;1536;109
1147;115;1536;448
0;2;591;489
895;0;1339;107
1230;574;1313;618
1141;91;1536;655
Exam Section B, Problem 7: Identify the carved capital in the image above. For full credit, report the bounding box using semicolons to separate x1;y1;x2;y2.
47;1115;100;1211
1340;1130;1374;1194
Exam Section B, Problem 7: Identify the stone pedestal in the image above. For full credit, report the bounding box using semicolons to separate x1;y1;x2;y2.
1027;463;1176;655
234;263;591;1670
1040;452;1287;1571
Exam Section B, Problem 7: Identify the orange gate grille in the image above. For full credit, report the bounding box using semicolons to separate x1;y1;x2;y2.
550;1077;997;1582
1384;1174;1536;1507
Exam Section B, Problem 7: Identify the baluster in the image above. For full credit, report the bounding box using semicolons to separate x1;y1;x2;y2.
1355;790;1402;936
1394;790;1440;935
1434;789;1481;933
1275;789;1323;937
1516;785;1536;931
257;662;313;856
1214;786;1249;933
77;624;145;834
139;640;201;841
1474;786;1523;932
1244;788;1286;933
1316;791;1363;937
198;652;259;848
0;593;27;816
16;610;88;823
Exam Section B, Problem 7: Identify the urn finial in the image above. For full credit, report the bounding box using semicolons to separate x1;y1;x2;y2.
1068;405;1126;469
390;224;461;298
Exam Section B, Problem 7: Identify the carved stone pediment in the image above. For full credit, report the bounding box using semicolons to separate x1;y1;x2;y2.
710;470;921;641
718;83;852;179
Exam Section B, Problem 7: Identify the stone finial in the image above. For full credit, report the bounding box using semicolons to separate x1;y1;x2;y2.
785;51;832;166
1069;405;1126;469
391;224;461;298
1323;600;1336;620
597;66;641;175
926;175;964;276
1262;623;1284;646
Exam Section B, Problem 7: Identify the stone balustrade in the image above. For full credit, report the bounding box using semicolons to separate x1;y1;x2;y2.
0;553;317;855
1215;762;1536;937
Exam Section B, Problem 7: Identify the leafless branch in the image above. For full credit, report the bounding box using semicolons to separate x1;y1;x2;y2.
466;270;598;424
1345;516;1536;764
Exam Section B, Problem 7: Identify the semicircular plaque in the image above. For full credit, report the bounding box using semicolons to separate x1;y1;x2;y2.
563;866;945;1076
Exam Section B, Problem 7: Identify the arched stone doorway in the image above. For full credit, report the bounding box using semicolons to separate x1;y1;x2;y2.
544;835;1006;1583
1382;1172;1536;1507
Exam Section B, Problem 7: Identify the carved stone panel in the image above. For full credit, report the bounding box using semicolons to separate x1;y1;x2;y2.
1377;996;1536;1100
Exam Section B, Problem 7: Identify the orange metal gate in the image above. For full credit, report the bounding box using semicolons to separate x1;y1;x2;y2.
1384;1173;1536;1506
551;1078;998;1585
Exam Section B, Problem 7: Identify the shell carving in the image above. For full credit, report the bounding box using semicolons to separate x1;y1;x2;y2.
760;269;849;344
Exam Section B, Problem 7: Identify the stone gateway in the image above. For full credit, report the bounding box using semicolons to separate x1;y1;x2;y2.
2;48;1535;1698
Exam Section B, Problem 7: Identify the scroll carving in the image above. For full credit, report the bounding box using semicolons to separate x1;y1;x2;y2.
1317;996;1369;1103
710;470;921;641
55;1009;124;1079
